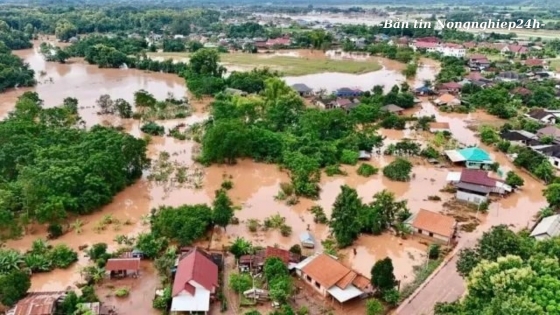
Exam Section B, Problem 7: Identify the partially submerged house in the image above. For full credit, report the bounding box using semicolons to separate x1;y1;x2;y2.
8;291;67;315
238;246;300;272
429;122;450;133
500;130;540;146
437;82;462;94
433;93;461;107
446;169;512;204
381;104;405;115
530;214;560;240
405;209;457;244
526;109;556;125
537;126;560;143
335;87;363;98
105;258;140;278
414;86;435;96
291;83;313;97
531;144;560;169
295;253;373;304
171;248;219;314
444;147;493;169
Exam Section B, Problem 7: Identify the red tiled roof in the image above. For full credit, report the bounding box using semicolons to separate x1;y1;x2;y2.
416;37;440;43
265;246;290;265
105;258;140;271
459;169;496;187
337;98;352;106
414;42;438;49
512;87;532;96
524;59;544;66
266;37;291;46
464;42;477;48
412;210;456;239
442;43;464;49
505;44;528;53
172;248;218;297
466;72;483;80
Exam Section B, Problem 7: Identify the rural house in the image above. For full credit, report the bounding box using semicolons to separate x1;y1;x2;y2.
405;209;457;244
428;122;450;133
171;248;219;314
105;258;140;278
295;253;373;304
8;291;67;315
530;214;560;240
291;83;313;97
526;109;556;125
437;82;462;94
238;246;300;273
537;126;560;143
381;104;405;115
446;169;512;202
531;145;560;169
444;147;493;169
500;130;540;146
335;87;363;98
433;93;461;107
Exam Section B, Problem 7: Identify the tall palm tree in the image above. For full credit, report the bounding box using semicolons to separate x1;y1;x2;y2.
0;249;24;273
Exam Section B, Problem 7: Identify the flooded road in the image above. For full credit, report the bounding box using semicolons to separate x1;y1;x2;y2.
0;44;548;315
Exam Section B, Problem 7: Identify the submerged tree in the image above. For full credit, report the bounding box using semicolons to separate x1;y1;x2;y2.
212;189;234;231
370;257;396;292
329;185;363;247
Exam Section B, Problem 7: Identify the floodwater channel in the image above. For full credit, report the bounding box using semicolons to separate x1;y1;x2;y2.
0;45;548;314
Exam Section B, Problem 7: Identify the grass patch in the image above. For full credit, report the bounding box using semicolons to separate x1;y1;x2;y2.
549;58;560;71
400;258;444;301
148;52;382;76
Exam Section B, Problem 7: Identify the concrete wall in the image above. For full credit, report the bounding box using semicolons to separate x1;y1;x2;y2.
548;156;560;169
456;190;488;204
299;271;327;296
413;228;450;244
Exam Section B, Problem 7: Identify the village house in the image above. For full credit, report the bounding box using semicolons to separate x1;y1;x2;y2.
414;86;436;96
444;147;493;169
500;130;540;146
526;109;556;125
438;43;466;58
313;97;335;109
531;144;560;169
437;82;462;94
381;104;405;115
171;248;219;314
266;36;291;47
410;41;438;53
294;253;373;304
8;292;67;315
524;58;547;70
511;87;533;98
428;122;450;133
79;302;114;315
105;258;140;278
537;125;560;143
238;246;301;273
496;71;524;82
447;168;512;197
433;93;461;107
501;44;528;56
530;214;560;240
335;87;363;98
405;209;457;244
291;83;313;97
468;54;491;70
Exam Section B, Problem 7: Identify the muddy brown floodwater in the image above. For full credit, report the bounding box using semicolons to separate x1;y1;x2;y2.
0;44;548;315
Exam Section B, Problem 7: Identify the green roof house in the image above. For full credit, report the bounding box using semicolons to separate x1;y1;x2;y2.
444;147;493;169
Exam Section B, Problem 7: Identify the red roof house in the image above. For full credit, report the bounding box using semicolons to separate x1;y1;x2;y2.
459;169;497;187
416;36;440;43
266;37;291;47
171;248;219;313
524;59;545;67
265;246;290;265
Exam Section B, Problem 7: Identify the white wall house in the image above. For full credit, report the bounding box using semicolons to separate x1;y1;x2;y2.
530;214;560;240
438;45;466;58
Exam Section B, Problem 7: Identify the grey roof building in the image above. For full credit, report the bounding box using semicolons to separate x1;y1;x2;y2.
530;214;560;240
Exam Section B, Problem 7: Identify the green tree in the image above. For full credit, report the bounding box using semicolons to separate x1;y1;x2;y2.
505;171;524;188
212;189;234;231
200;119;249;164
383;158;413;181
544;183;560;209
229;272;253;293
229;237;253;259
135;232;168;259
366;299;384;315
0;270;31;307
329;185;363;247
370;257;396;292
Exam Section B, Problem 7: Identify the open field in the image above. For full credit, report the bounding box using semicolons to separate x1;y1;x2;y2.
148;52;382;76
464;27;560;39
549;58;560;71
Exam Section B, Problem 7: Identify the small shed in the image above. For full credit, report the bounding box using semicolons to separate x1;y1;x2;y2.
291;83;313;97
299;232;315;248
530;214;560;240
381;104;405;115
105;258;141;278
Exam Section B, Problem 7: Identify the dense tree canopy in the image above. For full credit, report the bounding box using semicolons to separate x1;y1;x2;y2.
436;225;560;314
0;93;149;230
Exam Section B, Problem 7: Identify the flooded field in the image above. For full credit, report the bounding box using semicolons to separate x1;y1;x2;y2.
0;44;548;314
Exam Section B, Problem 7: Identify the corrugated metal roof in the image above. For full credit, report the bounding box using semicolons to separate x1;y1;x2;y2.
9;292;65;315
445;150;466;162
105;258;140;271
530;215;560;239
456;182;492;194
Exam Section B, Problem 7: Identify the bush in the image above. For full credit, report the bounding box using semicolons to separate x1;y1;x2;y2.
221;180;233;190
357;163;378;177
383;288;400;305
87;243;108;261
280;224;292;237
114;287;129;298
247;219;259;232
47;223;64;239
140;122;165;136
289;244;302;255
340;150;359;165
383;158;413;181
325;164;346;176
309;206;328;224
428;244;441;259
49;244;78;268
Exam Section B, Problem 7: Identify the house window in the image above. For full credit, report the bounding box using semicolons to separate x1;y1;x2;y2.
429;232;434;237
555;160;559;167
306;275;311;282
315;281;320;289
418;229;423;234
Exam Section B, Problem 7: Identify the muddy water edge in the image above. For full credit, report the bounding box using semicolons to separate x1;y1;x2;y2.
0;45;547;315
